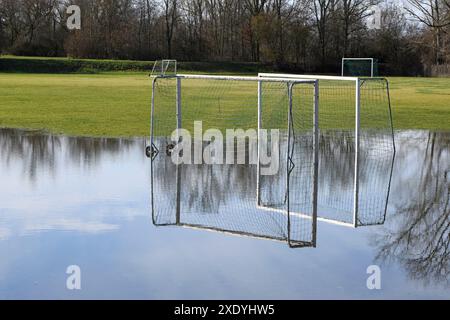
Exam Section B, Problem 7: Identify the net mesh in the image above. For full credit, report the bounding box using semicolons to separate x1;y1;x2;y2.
288;84;316;245
317;80;356;224
358;79;396;226
316;78;395;226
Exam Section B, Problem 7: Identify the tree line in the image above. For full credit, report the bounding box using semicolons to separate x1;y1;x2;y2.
0;0;449;75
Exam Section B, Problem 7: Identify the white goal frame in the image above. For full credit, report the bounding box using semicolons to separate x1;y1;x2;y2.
342;58;376;77
258;73;396;228
149;73;320;248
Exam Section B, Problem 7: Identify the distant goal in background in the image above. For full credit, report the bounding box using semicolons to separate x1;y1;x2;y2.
342;58;379;77
151;59;177;77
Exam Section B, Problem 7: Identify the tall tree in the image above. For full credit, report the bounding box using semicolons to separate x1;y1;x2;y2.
243;0;269;61
21;0;58;44
312;0;334;69
163;0;178;58
405;0;450;64
339;0;374;56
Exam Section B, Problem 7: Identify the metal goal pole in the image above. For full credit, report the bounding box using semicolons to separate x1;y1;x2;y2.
353;78;361;228
175;77;182;225
257;80;262;206
312;80;319;246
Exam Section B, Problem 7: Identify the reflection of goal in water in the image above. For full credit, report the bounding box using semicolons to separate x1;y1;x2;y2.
149;72;320;248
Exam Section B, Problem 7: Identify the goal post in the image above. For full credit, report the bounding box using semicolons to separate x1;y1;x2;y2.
258;73;395;228
149;73;320;248
342;58;378;77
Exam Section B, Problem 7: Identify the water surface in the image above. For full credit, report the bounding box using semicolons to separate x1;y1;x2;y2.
0;129;448;299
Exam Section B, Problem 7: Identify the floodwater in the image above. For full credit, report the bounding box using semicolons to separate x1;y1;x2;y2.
0;128;448;299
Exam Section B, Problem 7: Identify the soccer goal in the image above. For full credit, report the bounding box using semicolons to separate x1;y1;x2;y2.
151;59;177;76
148;72;319;248
259;73;395;228
342;58;378;77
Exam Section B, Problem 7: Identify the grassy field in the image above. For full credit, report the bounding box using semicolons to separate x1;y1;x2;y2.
0;72;449;137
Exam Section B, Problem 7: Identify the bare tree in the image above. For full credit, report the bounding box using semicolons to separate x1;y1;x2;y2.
0;0;23;46
311;0;334;69
163;0;178;58
339;0;374;56
269;0;295;64
21;0;59;44
405;0;450;64
243;0;269;61
182;0;206;57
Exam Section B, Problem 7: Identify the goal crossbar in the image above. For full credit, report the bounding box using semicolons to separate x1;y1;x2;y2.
259;73;359;81
155;73;317;84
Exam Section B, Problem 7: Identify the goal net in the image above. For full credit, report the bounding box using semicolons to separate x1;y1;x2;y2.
259;73;395;228
149;74;319;248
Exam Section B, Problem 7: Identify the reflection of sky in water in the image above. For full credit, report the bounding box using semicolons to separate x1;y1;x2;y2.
0;129;448;299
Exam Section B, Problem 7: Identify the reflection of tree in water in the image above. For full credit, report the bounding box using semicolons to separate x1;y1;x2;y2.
0;129;137;182
319;130;355;190
318;130;395;224
374;132;449;286
66;136;136;169
0;129;60;182
183;164;257;215
152;137;258;218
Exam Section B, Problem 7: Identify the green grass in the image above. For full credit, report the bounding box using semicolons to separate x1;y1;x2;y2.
0;73;151;137
387;77;450;130
0;72;448;137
